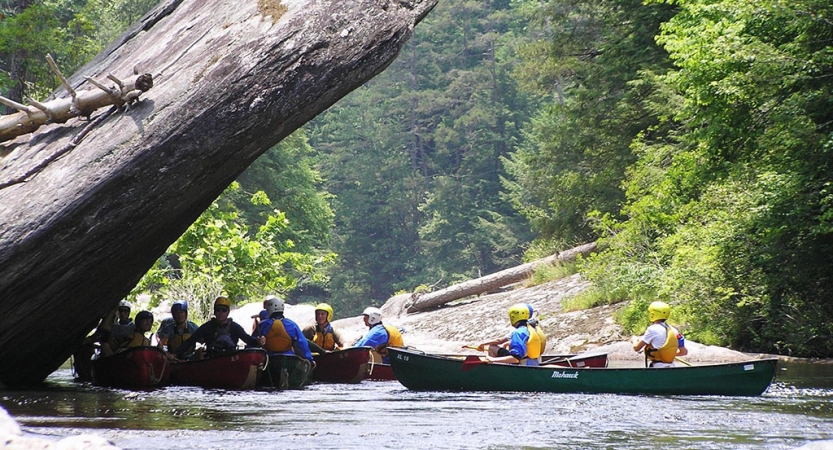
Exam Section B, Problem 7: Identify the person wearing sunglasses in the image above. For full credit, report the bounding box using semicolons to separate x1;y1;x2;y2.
173;296;265;360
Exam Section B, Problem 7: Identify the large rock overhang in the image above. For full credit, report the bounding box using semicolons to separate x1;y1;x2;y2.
0;0;437;386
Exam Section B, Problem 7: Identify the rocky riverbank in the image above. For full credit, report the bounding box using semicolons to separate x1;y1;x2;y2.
326;274;772;364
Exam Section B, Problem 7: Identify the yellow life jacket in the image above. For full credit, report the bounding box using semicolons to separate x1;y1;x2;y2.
526;324;546;359
313;325;337;351
264;319;293;353
646;322;679;364
164;321;192;351
167;329;191;351
126;332;150;349
375;324;404;356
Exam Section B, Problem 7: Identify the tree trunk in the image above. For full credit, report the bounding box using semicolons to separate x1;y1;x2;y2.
0;0;437;386
406;242;598;313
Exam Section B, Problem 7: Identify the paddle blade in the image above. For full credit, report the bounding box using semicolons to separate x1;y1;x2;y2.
461;355;488;372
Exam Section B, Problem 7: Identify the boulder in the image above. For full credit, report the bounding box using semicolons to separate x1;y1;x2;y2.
0;0;437;386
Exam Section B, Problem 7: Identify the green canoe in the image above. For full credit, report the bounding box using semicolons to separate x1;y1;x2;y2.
388;347;777;396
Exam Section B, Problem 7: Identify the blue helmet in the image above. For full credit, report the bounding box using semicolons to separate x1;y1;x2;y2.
171;300;188;314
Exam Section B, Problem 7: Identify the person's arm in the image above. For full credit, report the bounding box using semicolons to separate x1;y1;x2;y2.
477;336;509;351
676;333;688;356
632;336;647;353
301;325;314;341
233;322;262;347
156;322;170;349
355;327;386;348
174;325;205;359
332;328;345;349
487;332;522;364
633;325;661;353
306;338;327;354
288;323;315;362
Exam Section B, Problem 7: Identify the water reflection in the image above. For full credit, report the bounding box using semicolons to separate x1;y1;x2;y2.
1;362;832;449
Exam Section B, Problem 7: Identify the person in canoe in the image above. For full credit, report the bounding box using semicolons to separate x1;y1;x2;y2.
74;299;136;375
104;310;154;356
302;303;345;353
353;307;403;364
257;295;316;366
173;296;265;360
474;303;546;366
631;301;689;368
250;308;268;335
157;300;199;356
97;299;137;357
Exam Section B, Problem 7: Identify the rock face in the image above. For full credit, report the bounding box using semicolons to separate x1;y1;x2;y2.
0;0;437;386
330;275;770;365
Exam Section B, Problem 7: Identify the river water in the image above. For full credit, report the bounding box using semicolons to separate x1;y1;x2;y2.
1;362;832;450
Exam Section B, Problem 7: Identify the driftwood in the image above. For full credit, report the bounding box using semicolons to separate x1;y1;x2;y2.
0;0;437;386
406;243;598;313
0;54;153;143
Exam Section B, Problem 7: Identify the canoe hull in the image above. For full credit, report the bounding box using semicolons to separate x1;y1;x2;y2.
312;346;371;383
366;352;609;381
170;348;266;390
389;348;777;396
258;353;313;389
91;346;170;389
365;362;396;381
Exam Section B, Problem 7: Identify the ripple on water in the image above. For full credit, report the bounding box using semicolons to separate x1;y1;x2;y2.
1;369;832;449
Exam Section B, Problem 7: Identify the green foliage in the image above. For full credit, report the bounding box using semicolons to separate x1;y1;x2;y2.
309;0;535;313
561;287;623;313
0;0;157;104
505;0;678;245
235;131;335;255
578;0;833;356
130;183;334;321
523;261;577;288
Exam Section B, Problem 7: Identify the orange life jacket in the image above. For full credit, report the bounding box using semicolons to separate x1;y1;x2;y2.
264;319;293;353
313;324;338;351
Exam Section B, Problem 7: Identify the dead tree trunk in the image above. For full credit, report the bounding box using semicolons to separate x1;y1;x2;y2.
0;0;437;386
406;243;598;313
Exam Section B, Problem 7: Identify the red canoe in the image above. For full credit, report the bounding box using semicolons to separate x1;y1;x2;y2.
312;346;372;383
91;346;171;389
365;352;609;381
170;348;267;390
365;362;396;381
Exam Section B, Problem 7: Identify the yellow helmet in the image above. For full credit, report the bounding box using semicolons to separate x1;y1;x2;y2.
214;296;232;309
648;301;671;322
508;303;531;326
315;303;334;322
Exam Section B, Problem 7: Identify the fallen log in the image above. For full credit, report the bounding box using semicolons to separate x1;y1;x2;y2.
0;55;153;144
406;242;598;313
0;0;437;386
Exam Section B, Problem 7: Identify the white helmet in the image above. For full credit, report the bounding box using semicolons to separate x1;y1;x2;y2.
265;295;285;315
362;307;382;325
117;299;131;311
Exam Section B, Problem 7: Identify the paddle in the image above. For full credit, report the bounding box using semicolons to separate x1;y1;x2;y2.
675;357;692;366
540;356;568;366
461;355;489;371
